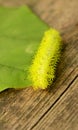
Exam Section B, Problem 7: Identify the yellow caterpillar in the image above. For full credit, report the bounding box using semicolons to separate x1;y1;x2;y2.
29;29;62;90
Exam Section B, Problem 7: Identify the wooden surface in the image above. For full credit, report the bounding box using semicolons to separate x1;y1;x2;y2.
0;0;78;130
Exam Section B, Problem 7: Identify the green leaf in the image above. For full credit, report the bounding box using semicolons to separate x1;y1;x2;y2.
0;6;48;91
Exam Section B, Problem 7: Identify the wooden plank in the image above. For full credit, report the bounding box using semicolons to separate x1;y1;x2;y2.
0;26;78;130
33;76;78;130
0;0;78;130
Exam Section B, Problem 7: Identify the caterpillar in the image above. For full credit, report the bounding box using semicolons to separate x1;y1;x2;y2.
29;29;62;90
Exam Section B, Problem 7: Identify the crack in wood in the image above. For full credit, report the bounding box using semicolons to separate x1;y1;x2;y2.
31;73;78;130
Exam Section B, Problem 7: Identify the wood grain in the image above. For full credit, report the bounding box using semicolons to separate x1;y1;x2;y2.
33;76;78;130
0;0;78;130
